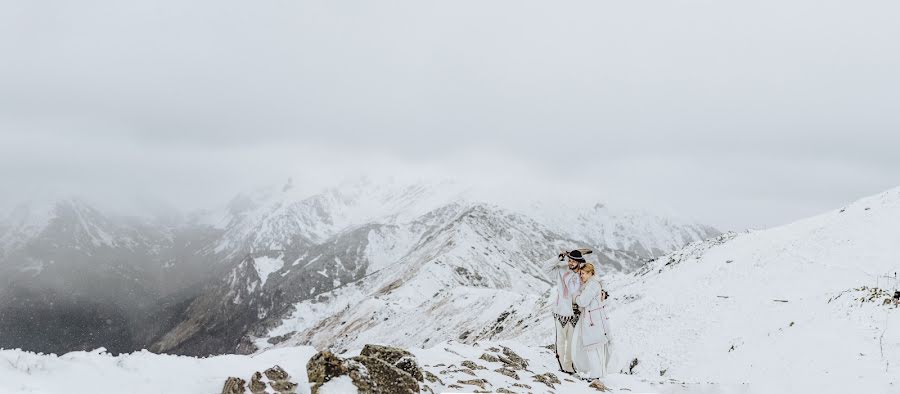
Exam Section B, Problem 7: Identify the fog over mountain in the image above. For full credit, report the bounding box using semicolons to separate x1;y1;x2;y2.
2;1;900;392
2;0;899;230
0;177;719;355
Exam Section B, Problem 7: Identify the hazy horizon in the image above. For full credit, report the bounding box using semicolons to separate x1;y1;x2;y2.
2;0;899;231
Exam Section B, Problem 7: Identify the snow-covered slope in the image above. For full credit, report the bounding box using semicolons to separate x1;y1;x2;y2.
7;186;898;392
0;341;674;394
151;177;714;355
0;178;717;357
587;187;900;392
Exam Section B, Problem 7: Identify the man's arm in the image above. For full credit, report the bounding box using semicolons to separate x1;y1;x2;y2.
542;256;567;278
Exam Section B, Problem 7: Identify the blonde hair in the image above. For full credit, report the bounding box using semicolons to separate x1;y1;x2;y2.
580;263;595;276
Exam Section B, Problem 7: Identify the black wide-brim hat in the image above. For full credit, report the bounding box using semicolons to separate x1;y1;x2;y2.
566;249;592;262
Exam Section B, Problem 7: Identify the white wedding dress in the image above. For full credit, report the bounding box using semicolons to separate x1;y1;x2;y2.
572;276;612;379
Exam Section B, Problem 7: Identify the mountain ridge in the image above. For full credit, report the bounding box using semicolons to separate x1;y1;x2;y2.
0;178;719;356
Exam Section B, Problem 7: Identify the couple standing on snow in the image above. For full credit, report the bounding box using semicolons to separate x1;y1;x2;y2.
544;249;612;381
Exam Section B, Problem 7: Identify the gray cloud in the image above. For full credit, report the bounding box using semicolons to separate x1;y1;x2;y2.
1;0;898;229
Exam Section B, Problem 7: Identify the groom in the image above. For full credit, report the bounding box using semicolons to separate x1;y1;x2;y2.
543;249;590;374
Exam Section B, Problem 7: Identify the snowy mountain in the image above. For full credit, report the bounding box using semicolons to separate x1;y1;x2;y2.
6;184;896;392
524;200;720;259
569;187;900;391
149;177;717;356
206;178;470;258
0;178;717;357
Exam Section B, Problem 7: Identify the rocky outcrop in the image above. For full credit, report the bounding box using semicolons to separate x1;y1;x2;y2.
220;377;246;394
360;344;425;382
220;365;298;394
307;345;424;394
590;380;611;392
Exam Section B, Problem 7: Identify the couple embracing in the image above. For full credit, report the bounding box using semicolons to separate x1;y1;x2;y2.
543;249;612;381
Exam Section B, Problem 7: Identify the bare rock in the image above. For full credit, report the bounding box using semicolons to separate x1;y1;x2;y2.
457;378;489;390
424;370;444;385
394;356;424;382
264;365;291;381
262;366;298;393
589;380;611;392
360;344;413;364
494;367;520;380
306;347;426;394
269;380;298;394
249;372;267;394
361;344;424;382
500;346;528;370
307;351;350;393
461;360;486;370
479;353;501;363
531;372;560;388
350;355;420;394
267;331;297;345
221;377;246;394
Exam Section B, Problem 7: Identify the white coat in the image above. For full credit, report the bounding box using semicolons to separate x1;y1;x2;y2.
542;257;582;317
573;276;611;347
572;275;612;379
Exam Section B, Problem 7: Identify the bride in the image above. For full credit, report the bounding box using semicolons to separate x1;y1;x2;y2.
572;262;612;381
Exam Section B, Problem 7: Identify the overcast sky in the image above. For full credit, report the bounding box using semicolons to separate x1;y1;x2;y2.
1;0;898;230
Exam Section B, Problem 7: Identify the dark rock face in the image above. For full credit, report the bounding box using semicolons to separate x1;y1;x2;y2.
307;345;422;394
153;226;373;355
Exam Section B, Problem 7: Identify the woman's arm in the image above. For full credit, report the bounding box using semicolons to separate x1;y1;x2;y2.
575;281;599;308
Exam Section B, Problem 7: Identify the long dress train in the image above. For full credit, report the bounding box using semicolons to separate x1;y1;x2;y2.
572;276;612;379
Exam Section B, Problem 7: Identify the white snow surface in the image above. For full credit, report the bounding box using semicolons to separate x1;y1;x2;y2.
0;346;317;394
5;183;898;393
258;186;900;393
595;187;900;393
252;254;284;287
317;376;357;394
0;341;685;394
